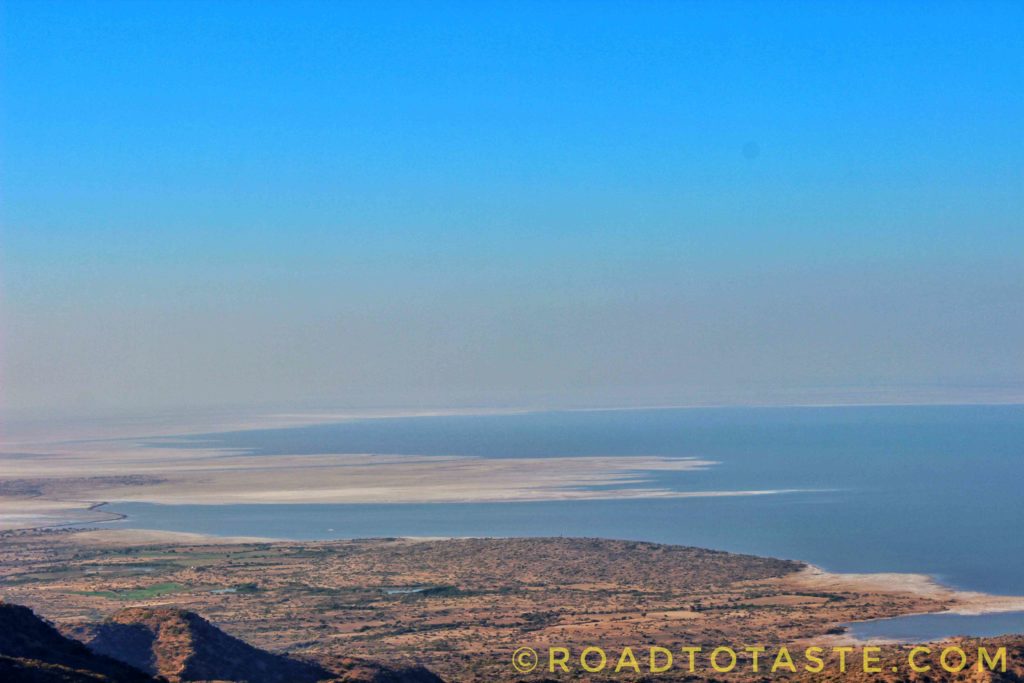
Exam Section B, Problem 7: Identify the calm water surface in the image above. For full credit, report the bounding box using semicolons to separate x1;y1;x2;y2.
846;611;1024;642
110;405;1024;638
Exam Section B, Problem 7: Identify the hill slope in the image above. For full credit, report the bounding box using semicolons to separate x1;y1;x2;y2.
0;602;157;682
84;607;442;683
85;607;334;683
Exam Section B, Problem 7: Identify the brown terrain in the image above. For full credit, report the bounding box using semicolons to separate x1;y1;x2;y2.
0;600;441;683
0;601;156;682
81;606;327;682
2;528;1022;681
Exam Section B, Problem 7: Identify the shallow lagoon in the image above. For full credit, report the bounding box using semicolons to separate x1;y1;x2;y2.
846;610;1024;642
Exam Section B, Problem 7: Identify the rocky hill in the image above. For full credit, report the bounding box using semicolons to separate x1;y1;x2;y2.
0;602;156;682
1;602;442;683
83;607;332;683
80;607;442;683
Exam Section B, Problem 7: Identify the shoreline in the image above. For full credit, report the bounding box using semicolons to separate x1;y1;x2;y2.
786;565;1024;639
4;523;1024;652
3;405;1023;648
5;490;1024;639
5;400;1023;446
30;519;1024;637
9;498;1024;629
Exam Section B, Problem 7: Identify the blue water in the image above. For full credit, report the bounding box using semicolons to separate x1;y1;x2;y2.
847;611;1024;642
113;405;1024;636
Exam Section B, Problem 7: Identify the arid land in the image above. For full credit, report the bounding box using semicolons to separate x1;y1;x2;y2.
3;529;1024;681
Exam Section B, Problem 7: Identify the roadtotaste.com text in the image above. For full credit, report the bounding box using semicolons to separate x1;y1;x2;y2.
509;645;1009;675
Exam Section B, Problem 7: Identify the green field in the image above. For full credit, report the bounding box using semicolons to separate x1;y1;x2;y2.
76;582;186;601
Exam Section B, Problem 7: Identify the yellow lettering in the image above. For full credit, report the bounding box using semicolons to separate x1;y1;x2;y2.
804;646;824;673
580;647;607;673
772;646;797;673
941;647;967;673
711;647;737;673
549;647;570;673
908;646;930;673
680;647;701;673
978;647;1007;673
615;647;639;673
833;646;853;672
863;646;881;673
744;646;765;672
649;647;672;674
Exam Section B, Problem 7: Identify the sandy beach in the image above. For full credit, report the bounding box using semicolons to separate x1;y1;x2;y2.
786;565;1024;619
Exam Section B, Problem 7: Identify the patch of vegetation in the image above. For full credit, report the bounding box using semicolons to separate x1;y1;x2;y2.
393;584;479;600
803;591;848;602
75;582;186;600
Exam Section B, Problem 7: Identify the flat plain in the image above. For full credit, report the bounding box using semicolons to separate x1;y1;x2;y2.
3;529;1022;680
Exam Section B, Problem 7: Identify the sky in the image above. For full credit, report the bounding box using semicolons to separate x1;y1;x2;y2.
1;0;1022;417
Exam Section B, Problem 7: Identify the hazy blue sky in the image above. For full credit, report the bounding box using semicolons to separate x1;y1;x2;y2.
2;1;1022;416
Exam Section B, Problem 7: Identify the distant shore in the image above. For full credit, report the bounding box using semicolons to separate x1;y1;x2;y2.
4;405;1023;646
